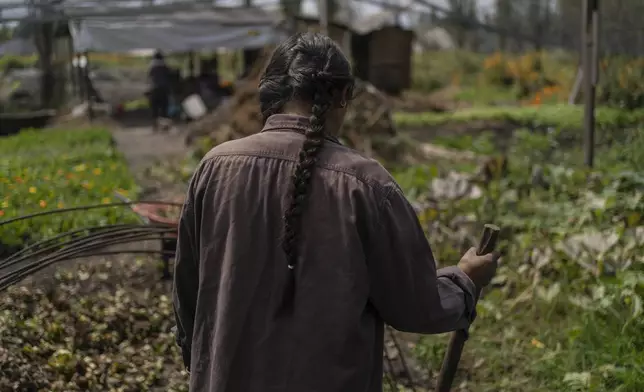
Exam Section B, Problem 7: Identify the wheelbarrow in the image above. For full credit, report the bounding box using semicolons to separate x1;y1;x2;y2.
114;191;182;279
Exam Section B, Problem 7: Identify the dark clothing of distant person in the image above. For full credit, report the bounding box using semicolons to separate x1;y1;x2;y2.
148;57;171;122
173;114;478;392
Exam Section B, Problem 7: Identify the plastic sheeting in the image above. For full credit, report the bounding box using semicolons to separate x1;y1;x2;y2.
0;38;37;56
69;9;285;53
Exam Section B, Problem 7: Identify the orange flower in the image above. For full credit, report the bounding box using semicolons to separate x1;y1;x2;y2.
0;210;4;217
39;200;47;208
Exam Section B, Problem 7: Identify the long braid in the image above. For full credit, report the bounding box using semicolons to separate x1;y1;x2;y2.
258;33;354;316
277;78;333;315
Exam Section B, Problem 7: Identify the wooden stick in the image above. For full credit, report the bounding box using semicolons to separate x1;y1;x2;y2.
435;224;500;392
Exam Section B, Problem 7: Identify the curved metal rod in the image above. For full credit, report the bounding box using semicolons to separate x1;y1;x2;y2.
1;226;174;269
2;223;160;262
0;249;176;293
1;230;173;276
387;326;417;391
0;200;184;227
383;346;398;391
0;231;175;289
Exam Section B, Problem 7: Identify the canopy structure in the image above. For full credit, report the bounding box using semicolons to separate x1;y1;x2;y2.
0;2;285;55
70;7;284;53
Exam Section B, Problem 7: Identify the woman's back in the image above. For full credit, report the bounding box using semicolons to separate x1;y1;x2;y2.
174;114;395;392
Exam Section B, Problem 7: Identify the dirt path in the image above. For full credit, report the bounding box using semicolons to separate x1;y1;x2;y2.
110;125;190;199
110;126;188;172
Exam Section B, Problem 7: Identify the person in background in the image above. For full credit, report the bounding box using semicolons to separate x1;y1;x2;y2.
173;33;499;392
196;56;221;109
147;50;171;131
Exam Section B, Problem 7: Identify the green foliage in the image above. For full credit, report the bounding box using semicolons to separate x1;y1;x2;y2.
412;50;484;93
394;119;644;391
0;55;36;74
394;104;644;130
598;57;644;110
0;128;139;250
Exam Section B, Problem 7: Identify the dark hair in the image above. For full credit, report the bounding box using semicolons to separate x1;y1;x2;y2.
153;50;164;60
258;33;354;315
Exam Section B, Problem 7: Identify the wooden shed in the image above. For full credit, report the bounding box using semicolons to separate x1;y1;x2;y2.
351;24;414;96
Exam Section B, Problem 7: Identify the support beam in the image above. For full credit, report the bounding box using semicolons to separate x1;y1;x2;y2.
318;0;328;35
0;3;243;23
582;0;599;168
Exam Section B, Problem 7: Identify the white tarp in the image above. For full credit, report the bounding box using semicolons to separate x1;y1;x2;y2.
69;9;285;53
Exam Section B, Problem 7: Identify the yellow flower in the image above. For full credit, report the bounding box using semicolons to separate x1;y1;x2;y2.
57;202;64;209
73;164;87;172
39;200;47;208
1;200;8;208
92;168;102;175
101;197;111;204
81;182;94;190
530;338;545;349
29;186;37;194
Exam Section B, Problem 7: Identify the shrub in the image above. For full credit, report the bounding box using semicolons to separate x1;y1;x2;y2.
481;51;551;98
598;56;644;110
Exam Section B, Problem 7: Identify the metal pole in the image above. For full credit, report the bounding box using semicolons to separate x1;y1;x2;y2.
319;0;328;35
582;0;599;168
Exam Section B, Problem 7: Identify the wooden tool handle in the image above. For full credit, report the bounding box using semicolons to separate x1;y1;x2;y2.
476;223;500;256
435;224;500;392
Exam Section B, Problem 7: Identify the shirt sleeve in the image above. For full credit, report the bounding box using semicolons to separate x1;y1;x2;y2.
172;161;209;370
366;184;478;334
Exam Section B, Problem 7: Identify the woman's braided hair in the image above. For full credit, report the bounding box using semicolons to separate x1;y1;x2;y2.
258;33;354;315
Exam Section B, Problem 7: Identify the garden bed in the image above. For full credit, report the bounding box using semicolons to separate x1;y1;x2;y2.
394;104;644;132
0;127;139;254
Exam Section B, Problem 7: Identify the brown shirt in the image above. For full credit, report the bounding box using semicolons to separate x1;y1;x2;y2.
173;114;477;392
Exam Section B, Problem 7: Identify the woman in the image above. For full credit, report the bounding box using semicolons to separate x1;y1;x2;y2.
173;33;499;392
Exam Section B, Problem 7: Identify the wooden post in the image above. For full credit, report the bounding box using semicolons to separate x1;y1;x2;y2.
568;67;582;105
80;52;94;121
241;0;261;77
319;0;329;35
582;0;599;168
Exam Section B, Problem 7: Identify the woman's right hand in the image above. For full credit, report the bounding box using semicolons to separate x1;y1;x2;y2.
457;247;500;289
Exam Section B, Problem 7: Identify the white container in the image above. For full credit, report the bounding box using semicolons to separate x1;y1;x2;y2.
182;94;207;120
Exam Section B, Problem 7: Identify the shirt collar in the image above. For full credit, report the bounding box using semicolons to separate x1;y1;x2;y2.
260;114;341;145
